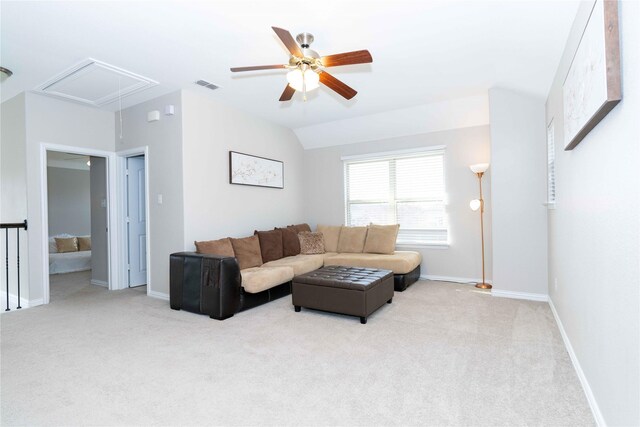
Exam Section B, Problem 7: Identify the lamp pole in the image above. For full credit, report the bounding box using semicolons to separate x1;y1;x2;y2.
475;170;490;289
469;163;490;290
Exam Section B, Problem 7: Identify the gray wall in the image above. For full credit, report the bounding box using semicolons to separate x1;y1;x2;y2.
47;167;91;237
488;87;548;297
545;1;639;425
25;93;115;302
116;91;184;296
181;90;306;247
303;126;492;281
90;157;108;284
0;93;29;300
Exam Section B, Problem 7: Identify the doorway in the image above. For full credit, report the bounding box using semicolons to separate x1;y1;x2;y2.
43;148;111;303
125;155;147;287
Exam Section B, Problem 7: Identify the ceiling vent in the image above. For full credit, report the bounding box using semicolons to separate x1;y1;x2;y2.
195;80;219;90
34;58;158;107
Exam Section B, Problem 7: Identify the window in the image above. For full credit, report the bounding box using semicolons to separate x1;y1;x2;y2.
344;148;447;245
547;120;556;205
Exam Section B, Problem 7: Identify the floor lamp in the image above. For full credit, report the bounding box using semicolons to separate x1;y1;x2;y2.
469;163;491;289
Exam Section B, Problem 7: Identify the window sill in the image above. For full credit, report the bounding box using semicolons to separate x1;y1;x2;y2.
396;242;449;249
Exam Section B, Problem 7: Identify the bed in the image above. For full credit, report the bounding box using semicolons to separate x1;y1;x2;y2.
49;235;92;275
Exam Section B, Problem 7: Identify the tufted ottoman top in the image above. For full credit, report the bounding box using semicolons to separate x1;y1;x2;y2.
294;266;393;291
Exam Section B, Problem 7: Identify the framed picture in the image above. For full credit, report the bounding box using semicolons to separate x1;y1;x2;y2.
229;151;284;189
563;0;621;150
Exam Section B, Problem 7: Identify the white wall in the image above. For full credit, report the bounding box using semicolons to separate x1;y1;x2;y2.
0;93;29;302
46;167;91;236
25;92;115;302
181;90;306;246
303;126;492;282
90;156;108;284
489;87;548;297
546;1;639;425
116;91;184;296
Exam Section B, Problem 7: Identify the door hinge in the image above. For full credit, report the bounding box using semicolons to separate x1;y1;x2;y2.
127;264;131;271
125;217;130;223
125;169;129;176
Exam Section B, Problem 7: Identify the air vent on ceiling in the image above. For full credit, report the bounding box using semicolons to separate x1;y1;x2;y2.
195;80;219;90
35;58;158;107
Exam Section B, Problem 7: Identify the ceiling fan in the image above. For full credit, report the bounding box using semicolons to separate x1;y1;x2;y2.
230;27;372;102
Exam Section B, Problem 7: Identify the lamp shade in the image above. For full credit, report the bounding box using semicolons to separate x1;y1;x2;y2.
286;69;320;92
469;163;489;174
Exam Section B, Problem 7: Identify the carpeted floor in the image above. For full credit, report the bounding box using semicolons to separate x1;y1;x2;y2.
1;272;594;426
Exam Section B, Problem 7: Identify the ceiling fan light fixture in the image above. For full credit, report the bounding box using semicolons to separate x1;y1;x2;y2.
286;68;319;92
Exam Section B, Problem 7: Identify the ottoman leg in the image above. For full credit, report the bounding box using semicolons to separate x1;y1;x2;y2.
387;298;393;304
294;306;301;312
360;316;367;324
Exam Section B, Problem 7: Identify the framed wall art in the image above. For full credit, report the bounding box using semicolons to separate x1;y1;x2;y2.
229;151;284;189
563;0;621;150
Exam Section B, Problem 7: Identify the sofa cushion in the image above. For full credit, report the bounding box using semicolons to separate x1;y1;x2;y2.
363;224;400;255
263;254;325;276
289;223;311;234
277;227;301;257
55;237;78;253
254;229;284;263
240;266;294;294
337;226;368;253
323;251;422;274
316;225;342;252
195;237;235;257
298;232;325;254
230;235;263;270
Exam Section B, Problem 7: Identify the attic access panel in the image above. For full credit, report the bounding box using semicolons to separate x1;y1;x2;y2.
35;59;158;107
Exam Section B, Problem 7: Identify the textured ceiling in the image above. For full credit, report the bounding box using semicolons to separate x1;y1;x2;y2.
1;0;581;130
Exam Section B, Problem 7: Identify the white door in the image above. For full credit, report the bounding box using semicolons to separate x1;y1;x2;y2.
126;156;147;287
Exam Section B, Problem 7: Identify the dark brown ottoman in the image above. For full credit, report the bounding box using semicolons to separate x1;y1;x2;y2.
292;266;394;324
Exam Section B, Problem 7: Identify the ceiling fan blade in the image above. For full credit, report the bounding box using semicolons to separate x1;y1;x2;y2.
318;71;357;100
271;27;303;57
320;50;373;67
279;85;296;101
230;64;286;72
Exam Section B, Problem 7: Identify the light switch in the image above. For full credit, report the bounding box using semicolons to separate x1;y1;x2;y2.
157;194;163;204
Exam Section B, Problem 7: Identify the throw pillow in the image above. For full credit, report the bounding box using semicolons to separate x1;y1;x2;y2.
195;237;235;257
298;232;325;254
254;229;284;263
55;237;78;253
77;236;92;251
289;223;311;234
278;227;301;257
316;225;342;252
363;224;400;255
336;226;368;253
230;235;263;270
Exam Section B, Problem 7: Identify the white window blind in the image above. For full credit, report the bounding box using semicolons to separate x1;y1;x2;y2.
547;120;556;205
344;149;447;245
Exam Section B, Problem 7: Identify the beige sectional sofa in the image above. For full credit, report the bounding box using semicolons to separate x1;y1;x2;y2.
171;223;423;320
225;224;422;295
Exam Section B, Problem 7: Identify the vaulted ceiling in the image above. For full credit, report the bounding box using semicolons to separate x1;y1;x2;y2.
1;0;581;130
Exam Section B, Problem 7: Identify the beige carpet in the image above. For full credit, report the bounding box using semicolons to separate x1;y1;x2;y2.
1;273;593;426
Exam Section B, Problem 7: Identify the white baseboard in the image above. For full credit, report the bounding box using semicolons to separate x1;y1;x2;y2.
491;289;548;302
421;274;492;285
0;291;44;310
549;298;605;426
90;279;108;287
148;290;169;301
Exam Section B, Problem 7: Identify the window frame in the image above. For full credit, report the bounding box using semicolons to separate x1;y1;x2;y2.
342;147;448;246
547;119;556;208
